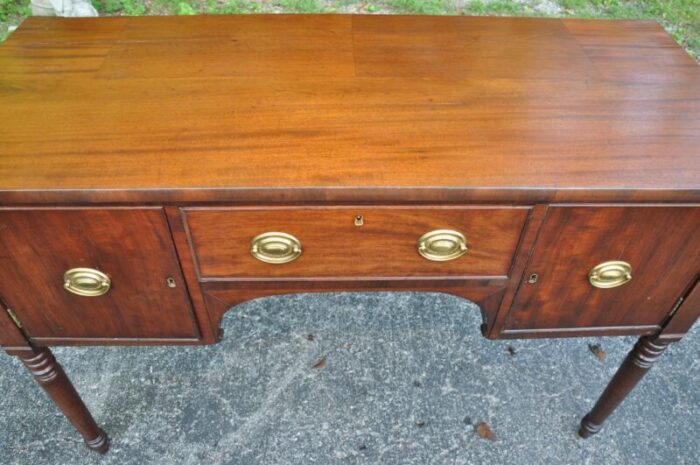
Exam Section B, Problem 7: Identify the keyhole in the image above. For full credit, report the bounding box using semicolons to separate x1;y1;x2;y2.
354;215;364;226
527;273;539;284
166;277;177;288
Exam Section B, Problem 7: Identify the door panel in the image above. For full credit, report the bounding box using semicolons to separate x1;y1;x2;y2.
506;206;700;333
0;208;198;340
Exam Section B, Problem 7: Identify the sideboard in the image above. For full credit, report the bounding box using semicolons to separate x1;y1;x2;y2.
0;14;698;454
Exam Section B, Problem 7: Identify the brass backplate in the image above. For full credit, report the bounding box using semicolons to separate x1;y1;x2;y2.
588;261;632;289
63;268;112;297
251;232;302;264
417;229;468;262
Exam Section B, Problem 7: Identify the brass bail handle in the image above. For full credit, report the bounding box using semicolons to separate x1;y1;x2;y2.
251;232;302;264
417;229;468;262
63;268;112;297
588;261;633;289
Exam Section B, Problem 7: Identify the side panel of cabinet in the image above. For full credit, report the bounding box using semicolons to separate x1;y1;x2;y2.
0;208;199;342
504;206;700;335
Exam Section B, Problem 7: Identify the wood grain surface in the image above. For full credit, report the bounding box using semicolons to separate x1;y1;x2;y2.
0;15;698;204
504;206;700;335
183;206;529;279
0;208;199;341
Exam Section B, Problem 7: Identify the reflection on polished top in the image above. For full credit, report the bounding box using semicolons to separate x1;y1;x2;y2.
0;15;698;203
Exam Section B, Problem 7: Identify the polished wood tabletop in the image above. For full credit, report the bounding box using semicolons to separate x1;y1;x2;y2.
0;15;698;204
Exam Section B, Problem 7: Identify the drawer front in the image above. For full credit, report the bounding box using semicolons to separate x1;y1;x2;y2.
183;206;530;279
0;208;198;340
506;206;700;333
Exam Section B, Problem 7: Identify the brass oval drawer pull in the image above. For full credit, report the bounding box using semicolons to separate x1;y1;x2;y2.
63;268;111;297
417;229;468;262
251;232;302;264
588;261;632;289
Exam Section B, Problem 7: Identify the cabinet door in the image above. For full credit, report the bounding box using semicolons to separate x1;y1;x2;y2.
506;206;700;335
0;208;198;341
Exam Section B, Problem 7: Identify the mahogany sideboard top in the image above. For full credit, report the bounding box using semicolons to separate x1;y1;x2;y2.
0;14;699;455
0;14;699;204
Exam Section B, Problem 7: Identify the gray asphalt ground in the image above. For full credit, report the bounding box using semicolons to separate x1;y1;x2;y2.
0;292;698;464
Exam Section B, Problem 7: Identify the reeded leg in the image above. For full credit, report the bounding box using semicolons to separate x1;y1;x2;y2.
579;334;669;438
7;347;109;454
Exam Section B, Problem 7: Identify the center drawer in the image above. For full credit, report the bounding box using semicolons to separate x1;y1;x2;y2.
182;206;529;279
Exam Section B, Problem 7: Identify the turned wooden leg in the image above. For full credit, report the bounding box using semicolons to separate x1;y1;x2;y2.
7;347;109;454
579;334;669;438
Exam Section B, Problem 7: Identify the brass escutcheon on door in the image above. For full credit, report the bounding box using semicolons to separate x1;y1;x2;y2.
588;261;632;289
63;268;111;297
417;229;468;262
251;232;302;264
